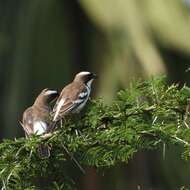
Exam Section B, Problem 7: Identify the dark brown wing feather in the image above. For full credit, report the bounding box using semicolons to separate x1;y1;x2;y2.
22;107;34;135
57;100;74;115
22;105;51;135
52;81;86;120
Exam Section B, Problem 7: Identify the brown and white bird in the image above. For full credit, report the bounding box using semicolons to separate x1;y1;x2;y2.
52;71;97;123
21;88;58;158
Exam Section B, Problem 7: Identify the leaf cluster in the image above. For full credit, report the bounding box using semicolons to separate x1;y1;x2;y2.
1;76;190;189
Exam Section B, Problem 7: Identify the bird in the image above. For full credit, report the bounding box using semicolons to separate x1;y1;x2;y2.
52;71;97;123
20;88;58;158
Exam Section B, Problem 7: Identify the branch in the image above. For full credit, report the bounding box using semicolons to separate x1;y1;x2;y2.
1;76;190;189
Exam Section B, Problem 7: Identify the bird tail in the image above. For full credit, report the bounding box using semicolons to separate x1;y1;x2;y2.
37;144;50;158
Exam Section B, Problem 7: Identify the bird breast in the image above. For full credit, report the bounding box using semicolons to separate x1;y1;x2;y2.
33;121;47;135
74;86;90;113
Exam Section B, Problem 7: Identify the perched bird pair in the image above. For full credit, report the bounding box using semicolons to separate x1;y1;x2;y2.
21;71;96;158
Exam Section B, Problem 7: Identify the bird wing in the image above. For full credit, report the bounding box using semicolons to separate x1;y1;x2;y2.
53;82;88;121
22;107;35;135
22;106;50;136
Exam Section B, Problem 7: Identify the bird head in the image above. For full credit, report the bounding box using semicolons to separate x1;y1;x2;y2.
74;71;97;87
41;88;59;102
34;88;59;106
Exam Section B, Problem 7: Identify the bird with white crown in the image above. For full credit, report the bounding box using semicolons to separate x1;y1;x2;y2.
52;71;97;123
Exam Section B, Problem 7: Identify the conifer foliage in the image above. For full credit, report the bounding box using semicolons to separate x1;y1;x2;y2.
1;77;190;189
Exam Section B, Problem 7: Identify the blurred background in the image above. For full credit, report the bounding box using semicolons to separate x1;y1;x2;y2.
1;0;190;189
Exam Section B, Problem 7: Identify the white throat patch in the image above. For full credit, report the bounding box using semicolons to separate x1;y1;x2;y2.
86;79;94;88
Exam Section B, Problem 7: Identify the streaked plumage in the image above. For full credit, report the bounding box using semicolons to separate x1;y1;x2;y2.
21;88;58;158
52;71;96;122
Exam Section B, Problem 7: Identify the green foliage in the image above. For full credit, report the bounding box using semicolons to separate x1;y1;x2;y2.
180;186;190;190
1;76;190;189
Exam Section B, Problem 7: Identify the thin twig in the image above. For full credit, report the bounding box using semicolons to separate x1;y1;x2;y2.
172;135;190;146
61;143;85;174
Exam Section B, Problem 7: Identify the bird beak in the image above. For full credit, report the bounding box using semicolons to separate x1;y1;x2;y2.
93;74;98;79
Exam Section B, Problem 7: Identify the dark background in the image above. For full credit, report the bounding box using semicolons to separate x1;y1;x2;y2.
1;0;190;189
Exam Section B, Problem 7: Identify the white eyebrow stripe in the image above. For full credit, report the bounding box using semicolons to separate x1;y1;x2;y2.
53;98;65;121
33;121;47;135
77;71;90;76
44;90;57;96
